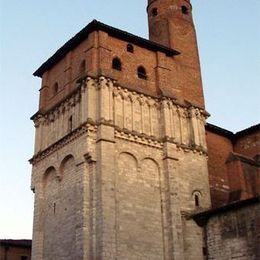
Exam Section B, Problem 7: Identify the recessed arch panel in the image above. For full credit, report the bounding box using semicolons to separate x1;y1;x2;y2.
116;152;164;259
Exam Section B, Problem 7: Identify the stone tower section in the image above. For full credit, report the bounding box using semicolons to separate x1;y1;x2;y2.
147;0;204;107
30;3;211;259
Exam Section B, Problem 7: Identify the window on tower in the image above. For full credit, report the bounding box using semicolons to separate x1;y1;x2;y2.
152;8;158;17
137;66;147;80
127;43;134;53
112;57;122;71
195;194;200;207
192;191;201;207
181;6;189;15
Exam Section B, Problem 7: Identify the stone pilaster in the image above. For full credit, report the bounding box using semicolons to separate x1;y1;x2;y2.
162;142;185;260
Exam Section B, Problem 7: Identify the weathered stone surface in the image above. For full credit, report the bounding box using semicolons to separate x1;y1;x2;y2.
206;201;260;260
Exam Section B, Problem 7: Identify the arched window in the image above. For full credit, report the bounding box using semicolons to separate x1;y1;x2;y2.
181;6;189;15
127;44;134;53
112;57;122;71
152;8;158;17
79;60;86;74
53;82;59;95
137;66;147;80
192;191;201;207
195;194;200;207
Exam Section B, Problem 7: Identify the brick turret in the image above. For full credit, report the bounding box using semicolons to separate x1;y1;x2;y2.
147;0;205;107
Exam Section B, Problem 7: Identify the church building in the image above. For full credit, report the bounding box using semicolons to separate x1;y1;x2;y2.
30;0;259;259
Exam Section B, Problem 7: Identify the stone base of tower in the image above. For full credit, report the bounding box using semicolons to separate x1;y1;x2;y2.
31;76;211;260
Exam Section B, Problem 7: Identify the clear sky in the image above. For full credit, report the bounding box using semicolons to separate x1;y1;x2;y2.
0;0;259;239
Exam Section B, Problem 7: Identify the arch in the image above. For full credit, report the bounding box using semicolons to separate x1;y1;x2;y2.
192;190;202;207
127;43;134;53
140;157;160;169
42;166;58;193
152;7;158;17
43;166;57;181
59;154;75;177
118;152;138;168
181;5;189;15
112;57;122;71
79;60;86;74
137;66;147;80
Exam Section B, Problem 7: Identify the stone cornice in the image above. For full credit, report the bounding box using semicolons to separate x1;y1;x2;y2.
29;121;97;165
30;117;207;166
114;126;207;155
115;128;163;149
31;75;209;124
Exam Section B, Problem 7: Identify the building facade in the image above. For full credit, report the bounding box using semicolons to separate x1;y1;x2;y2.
30;0;259;259
0;240;31;260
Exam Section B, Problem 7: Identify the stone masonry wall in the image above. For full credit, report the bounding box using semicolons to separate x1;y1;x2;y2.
31;76;210;259
206;202;260;260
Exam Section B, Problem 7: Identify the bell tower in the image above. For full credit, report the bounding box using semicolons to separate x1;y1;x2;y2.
147;0;205;107
31;2;211;259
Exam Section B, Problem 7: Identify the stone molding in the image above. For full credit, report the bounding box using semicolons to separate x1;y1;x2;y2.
30;122;97;165
31;75;209;163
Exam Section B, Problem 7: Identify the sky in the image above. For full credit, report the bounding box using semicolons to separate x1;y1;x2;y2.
0;0;259;239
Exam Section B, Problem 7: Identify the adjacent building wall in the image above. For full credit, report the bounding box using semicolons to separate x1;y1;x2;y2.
206;124;260;208
206;128;233;207
205;199;260;260
0;240;31;260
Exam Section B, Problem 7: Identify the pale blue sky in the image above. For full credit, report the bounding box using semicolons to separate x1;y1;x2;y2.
0;1;259;239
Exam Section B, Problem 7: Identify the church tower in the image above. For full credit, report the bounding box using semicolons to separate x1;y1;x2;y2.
147;0;204;107
30;1;211;259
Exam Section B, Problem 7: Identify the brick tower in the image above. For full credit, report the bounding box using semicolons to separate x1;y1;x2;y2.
30;1;211;259
148;0;204;107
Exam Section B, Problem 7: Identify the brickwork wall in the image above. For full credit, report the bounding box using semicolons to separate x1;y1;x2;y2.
206;130;232;207
206;127;260;207
206;202;260;260
147;0;204;107
234;131;260;158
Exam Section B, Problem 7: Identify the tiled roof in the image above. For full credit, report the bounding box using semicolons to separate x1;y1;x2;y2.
0;239;32;248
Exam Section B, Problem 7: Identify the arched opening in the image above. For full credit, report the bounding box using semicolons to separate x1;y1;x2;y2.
137;66;147;80
195;194;200;207
127;43;134;53
112;57;122;71
152;8;158;17
192;191;201;207
181;6;189;15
